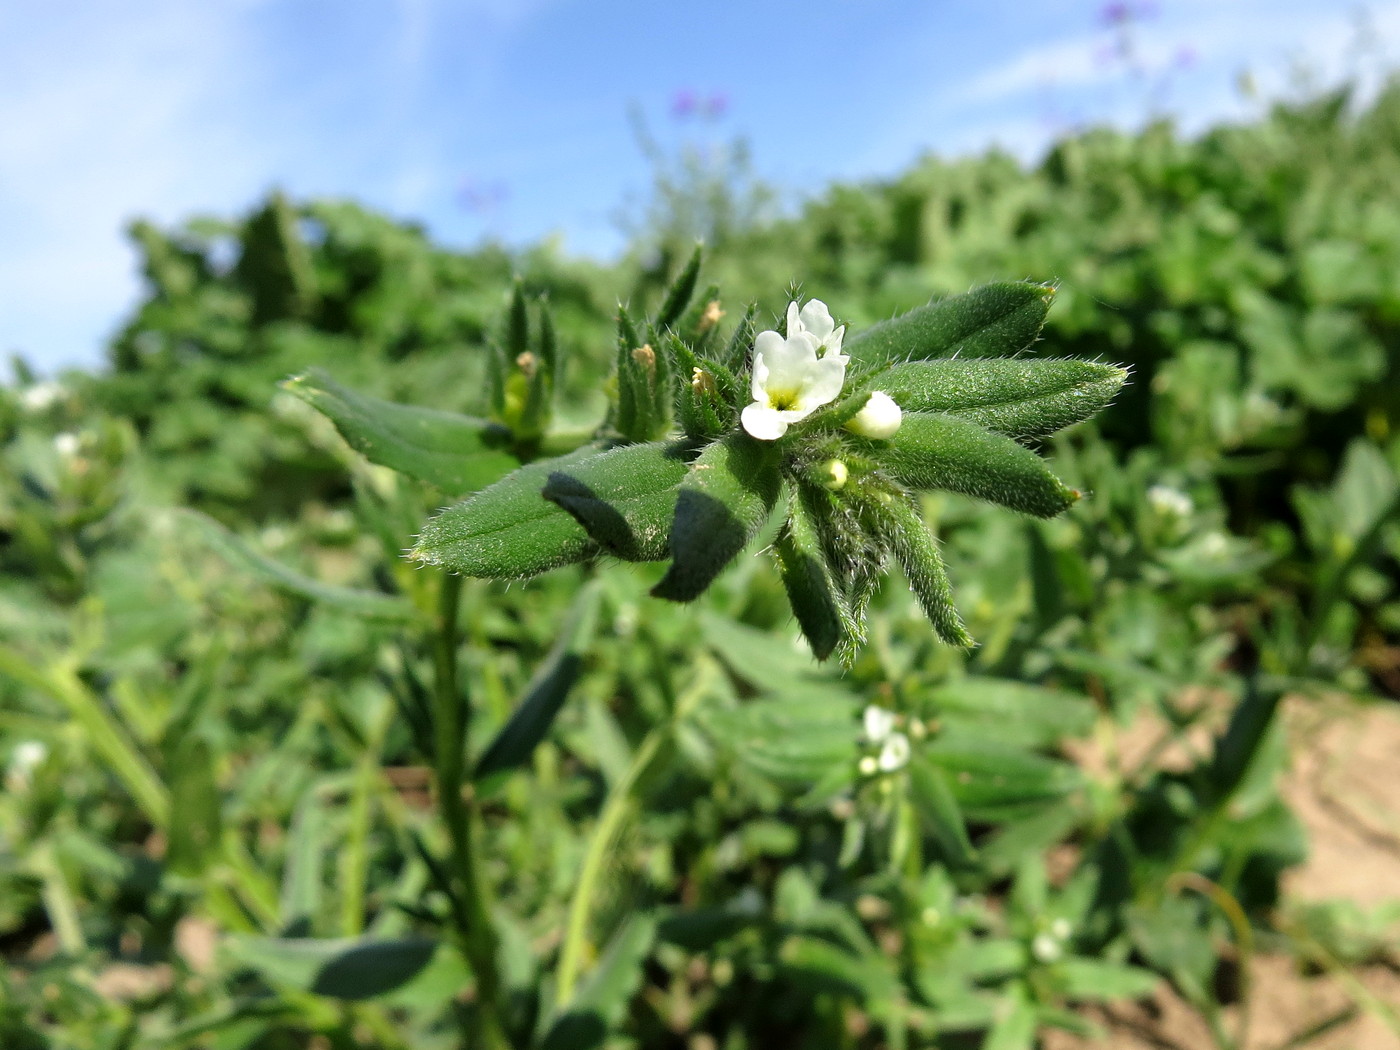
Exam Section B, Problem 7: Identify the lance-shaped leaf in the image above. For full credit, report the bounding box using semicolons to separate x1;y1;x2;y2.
542;916;657;1050
542;441;690;562
870;493;972;647
776;488;849;661
411;445;605;578
652;434;782;601
225;935;442;1001
283;369;517;494
474;581;601;782
908;753;977;867
842;282;1054;369
871;412;1079;518
181;510;416;621
863;358;1127;440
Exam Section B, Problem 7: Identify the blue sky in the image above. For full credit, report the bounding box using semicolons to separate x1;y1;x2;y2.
3;0;1397;373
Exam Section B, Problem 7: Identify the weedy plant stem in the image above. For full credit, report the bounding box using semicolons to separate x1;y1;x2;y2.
431;570;511;1050
555;658;718;1006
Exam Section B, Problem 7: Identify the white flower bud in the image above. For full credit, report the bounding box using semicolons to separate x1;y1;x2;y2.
846;391;902;439
1032;932;1063;963
858;755;879;777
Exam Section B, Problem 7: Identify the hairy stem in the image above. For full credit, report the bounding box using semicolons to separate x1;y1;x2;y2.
432;571;510;1050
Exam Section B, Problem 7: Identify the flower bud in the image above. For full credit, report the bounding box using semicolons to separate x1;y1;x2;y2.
819;458;848;491
846;391;902;440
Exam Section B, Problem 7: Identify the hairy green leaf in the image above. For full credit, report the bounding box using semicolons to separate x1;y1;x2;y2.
873;412;1079;517
542;441;690;561
867;358;1127;440
652;434;782;601
283;369;517;494
775;489;848;661
411;445;605;578
843;282;1054;369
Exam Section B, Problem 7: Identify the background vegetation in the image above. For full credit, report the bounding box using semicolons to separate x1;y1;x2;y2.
2;80;1398;1048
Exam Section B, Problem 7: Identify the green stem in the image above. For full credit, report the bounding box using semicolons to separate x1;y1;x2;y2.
431;571;510;1050
555;659;716;1006
555;726;665;1005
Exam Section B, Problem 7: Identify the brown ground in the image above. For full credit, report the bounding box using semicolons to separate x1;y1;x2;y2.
1049;696;1400;1050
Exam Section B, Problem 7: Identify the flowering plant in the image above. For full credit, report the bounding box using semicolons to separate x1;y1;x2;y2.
391;251;1125;664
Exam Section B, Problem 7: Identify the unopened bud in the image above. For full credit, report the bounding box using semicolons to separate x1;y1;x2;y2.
819;458;848;490
858;755;878;777
846;391;902;440
698;299;726;332
515;351;537;377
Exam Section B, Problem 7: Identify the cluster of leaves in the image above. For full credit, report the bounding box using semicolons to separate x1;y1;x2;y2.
1;80;1398;1050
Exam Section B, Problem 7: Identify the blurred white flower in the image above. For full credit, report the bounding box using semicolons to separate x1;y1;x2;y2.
7;740;48;791
1050;917;1072;940
858;755;879;776
862;704;897;743
846;391;903;440
741;299;848;440
53;432;81;457
1147;485;1192;518
21;381;64;412
877;732;911;772
1032;931;1063;964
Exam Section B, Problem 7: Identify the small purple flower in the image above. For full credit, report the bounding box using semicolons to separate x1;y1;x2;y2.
1100;1;1131;26
671;88;698;120
703;91;729;119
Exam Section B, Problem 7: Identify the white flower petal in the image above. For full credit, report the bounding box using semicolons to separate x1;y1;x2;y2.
795;355;849;410
785;301;802;338
741;403;791;441
824;324;846;357
799;299;836;343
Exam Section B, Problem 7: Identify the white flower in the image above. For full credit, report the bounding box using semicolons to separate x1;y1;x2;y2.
21;381;63;412
7;740;47;791
1147;485;1192;518
858;755;879;776
740;299;848;441
1032;932;1063;964
862;704;897;743
877;732;911;772
53;432;80;457
846;391;903;439
1050;917;1072;940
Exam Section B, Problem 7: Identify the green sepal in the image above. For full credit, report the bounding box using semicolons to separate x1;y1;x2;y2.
652;434;782;601
613;306;671;442
864;358;1127;440
282;369;518;495
872;412;1079;518
775;487;850;661
656;243;703;329
871;493;973;647
719;303;757;372
410;444;606;578
542;441;690;561
842;282;1054;369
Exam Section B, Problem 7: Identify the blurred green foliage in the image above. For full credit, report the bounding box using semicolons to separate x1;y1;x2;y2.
2;81;1399;1049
